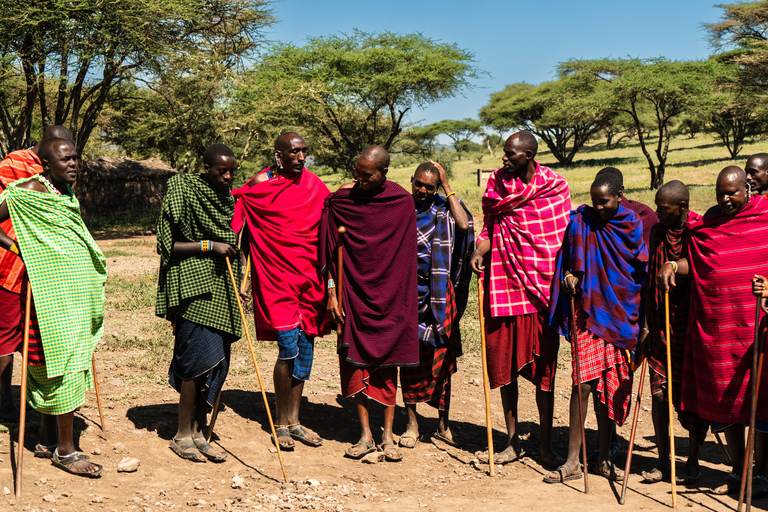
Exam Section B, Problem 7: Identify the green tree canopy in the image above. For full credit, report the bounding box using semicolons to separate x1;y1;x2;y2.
560;58;719;189
479;75;615;167
421;118;483;160
0;0;274;155
232;30;478;175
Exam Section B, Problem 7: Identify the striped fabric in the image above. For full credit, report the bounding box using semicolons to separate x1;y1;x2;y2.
0;149;42;293
155;174;241;338
2;175;106;378
400;343;457;411
477;162;570;317
416;195;474;347
681;195;768;423
622;197;658;248
646;211;701;385
549;204;648;350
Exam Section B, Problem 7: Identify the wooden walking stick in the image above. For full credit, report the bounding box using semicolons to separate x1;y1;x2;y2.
738;297;764;512
208;254;251;443
478;277;495;477
665;292;677;508
619;357;648;505
336;227;346;335
225;257;288;483
91;354;106;435
714;432;732;466
15;281;32;498
570;294;589;493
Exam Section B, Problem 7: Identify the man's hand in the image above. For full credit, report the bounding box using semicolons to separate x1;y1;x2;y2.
657;262;677;293
211;242;238;259
326;288;344;325
470;250;484;275
562;273;579;295
752;275;768;298
431;160;450;190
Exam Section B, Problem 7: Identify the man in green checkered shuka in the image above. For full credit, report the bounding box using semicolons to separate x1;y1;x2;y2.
0;138;106;478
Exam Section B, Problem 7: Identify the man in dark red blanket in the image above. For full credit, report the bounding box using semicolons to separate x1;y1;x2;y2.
232;132;329;450
658;166;768;495
321;145;418;462
642;180;708;485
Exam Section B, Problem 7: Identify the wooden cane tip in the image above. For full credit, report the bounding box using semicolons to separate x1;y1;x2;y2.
338;226;347;234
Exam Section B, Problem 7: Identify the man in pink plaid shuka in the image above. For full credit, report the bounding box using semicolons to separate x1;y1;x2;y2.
471;131;570;466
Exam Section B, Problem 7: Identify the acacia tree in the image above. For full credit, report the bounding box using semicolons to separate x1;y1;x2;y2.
561;58;717;189
479;75;615;167
232;30;478;175
0;0;274;155
421;118;483;160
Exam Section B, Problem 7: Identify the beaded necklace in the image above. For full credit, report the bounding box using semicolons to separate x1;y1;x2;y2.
39;175;63;195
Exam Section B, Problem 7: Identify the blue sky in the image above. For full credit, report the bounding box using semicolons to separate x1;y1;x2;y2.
264;0;723;127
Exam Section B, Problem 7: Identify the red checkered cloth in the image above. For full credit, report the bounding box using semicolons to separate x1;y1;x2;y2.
572;308;633;426
477;162;570;317
20;281;44;366
400;343;458;411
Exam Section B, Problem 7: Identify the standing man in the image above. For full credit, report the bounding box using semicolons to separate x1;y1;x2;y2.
658;167;768;496
0;126;73;420
0;138;105;477
232;132;329;450
321;145;418;462
469;131;570;466
643;180;708;484
399;161;474;448
746;153;768;196
156;144;243;464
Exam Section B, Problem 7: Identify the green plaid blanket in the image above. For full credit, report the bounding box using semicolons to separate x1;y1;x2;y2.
155;174;241;338
2;175;106;378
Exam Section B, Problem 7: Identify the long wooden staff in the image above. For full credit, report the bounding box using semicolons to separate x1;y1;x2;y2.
738;297;764;512
336;227;346;335
714;432;732;465
15;281;31;498
570;294;589;493
478;278;495;477
208;254;251;442
91;354;106;435
619;357;648;505
665;292;677;508
225;257;288;483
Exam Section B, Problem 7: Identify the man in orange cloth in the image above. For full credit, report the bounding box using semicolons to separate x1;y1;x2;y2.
232;132;329;450
0;126;72;420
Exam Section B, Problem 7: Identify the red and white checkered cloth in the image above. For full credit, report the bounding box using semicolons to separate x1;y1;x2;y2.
478;162;570;317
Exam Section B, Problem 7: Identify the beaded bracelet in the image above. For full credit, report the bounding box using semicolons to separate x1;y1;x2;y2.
665;260;678;273
8;242;19;256
241;265;247;274
201;240;213;253
327;278;336;289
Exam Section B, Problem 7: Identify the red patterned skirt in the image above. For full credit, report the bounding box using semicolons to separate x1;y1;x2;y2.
400;343;457;411
339;357;398;406
572;309;632;426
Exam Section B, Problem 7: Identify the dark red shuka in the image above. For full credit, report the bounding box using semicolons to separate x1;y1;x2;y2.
319;179;418;369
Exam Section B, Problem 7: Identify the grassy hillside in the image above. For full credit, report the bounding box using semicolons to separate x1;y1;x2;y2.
321;134;767;219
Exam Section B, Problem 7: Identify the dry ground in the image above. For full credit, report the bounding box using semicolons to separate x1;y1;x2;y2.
0;235;762;512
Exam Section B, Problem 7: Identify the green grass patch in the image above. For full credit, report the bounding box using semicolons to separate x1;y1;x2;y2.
102;249;138;258
106;272;158;311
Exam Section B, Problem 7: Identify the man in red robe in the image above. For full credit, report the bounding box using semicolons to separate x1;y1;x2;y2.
658;166;768;495
232;132;329;450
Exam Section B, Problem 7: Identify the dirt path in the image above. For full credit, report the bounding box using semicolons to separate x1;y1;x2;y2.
0;236;758;512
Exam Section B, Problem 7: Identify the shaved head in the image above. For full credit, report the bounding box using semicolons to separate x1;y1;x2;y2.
746;153;768;194
38;138;75;165
717;166;747;188
359;145;390;171
508;131;538;157
747;153;768;169
657;180;689;203
274;132;305;152
41;125;73;143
